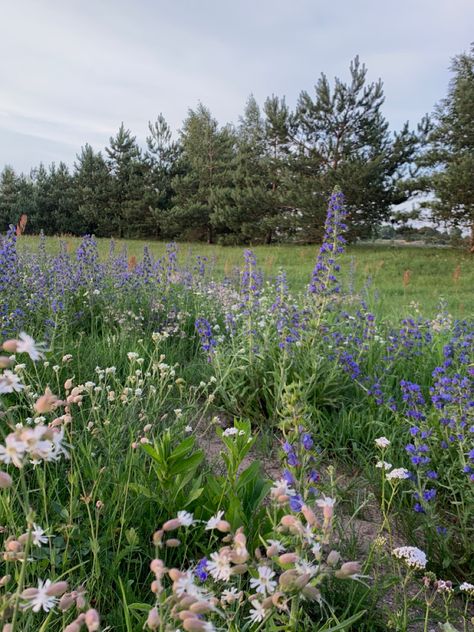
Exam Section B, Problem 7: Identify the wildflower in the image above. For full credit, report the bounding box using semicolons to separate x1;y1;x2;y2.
34;388;61;414
460;582;474;596
375;436;390;449
0;471;13;488
16;333;46;361
221;587;242;604
392;546;427;570
207;550;232;581
222;427;239;437
250;566;277;596
195;558;208;581
247;599;268;623
335;561;363;579
177;511;196;527
21;579;59;612
84;609;100;631
205;511;224;530
0;370;24;394
376;461;392;470
386;468;410;480
0;435;26;467
31;524;49;547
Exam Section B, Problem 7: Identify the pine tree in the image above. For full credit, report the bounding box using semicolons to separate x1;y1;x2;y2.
144;114;181;237
293;56;419;240
0;166;20;231
170;104;235;243
106;123;147;237
74;144;114;236
421;43;474;250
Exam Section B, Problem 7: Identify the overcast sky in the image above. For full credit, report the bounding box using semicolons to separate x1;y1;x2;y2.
0;0;473;174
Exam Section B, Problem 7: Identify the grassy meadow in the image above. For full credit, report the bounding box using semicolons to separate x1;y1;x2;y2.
18;234;474;318
1;214;473;632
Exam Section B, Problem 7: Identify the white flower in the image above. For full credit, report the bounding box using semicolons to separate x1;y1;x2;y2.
16;333;46;361
184;425;192;433
222;427;238;437
127;352;139;361
32;524;49;547
311;542;322;560
392;546;427;569
376;461;392;470
270;478;294;498
177;511;195;527
207;550;232;581
221;587;242;604
386;468;410;481
247;600;267;623
267;539;285;553
316;496;336;509
21;579;58;612
0;434;26;467
206;511;224;530
375;436;390;449
250;566;277;596
0;370;24;394
460;582;474;595
295;560;318;577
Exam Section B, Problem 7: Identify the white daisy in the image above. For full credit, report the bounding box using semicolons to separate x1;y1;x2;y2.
207;550;232;581
247;600;267;624
206;511;224;530
21;579;58;612
249;566;277;596
0;370;24;394
16;333;46;362
31;524;49;547
177;511;195;527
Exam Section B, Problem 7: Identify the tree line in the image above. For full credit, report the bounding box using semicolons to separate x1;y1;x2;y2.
1;46;473;247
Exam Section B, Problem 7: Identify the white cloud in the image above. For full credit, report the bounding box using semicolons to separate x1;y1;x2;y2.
0;0;472;172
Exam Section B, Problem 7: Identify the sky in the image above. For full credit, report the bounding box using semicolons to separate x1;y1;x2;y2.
0;0;473;174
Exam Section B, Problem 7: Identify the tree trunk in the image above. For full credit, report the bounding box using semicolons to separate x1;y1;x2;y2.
470;222;474;253
207;224;213;244
265;229;273;245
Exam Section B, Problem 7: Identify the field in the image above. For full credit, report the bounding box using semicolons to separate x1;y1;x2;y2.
18;234;474;318
1;202;473;632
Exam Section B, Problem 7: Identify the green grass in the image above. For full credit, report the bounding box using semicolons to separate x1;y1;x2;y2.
18;235;473;318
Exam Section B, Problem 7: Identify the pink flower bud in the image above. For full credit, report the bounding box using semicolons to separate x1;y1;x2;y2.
162;518;181;531
216;520;231;533
302;505;318;526
46;580;69;596
278;552;299;565
0;471;12;489
2;340;18;353
335;561;361;579
84;608;100;631
0;356;12;369
59;592;76;612
327;550;341;567
146;607;160;630
165;538;181;548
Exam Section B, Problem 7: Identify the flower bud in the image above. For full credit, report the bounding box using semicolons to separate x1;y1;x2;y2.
46;581;69;596
178;610;197;622
335;561;361;579
302;505;318;527
278;552;298;565
64;379;73;391
0;356;12;369
58;592;76;612
230;564;248;575
266;544;279;557
152;529;163;546
280;515;297;528
2;340;18;353
163;518;181;532
216;520;231;533
146;607;160;630
0;472;12;489
302;585;322;602
183;619;208;631
0;575;11;587
34;388;60;414
85;608;100;631
168;568;183;582
165;538;181;548
190;601;212;614
327;550;341;567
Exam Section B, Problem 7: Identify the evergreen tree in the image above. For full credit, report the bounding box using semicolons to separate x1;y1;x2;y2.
0;166;20;231
293;57;419;240
74;144;113;236
48;162;78;234
144;114;181;237
420;43;474;250
106;123;147;237
170;104;235;243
